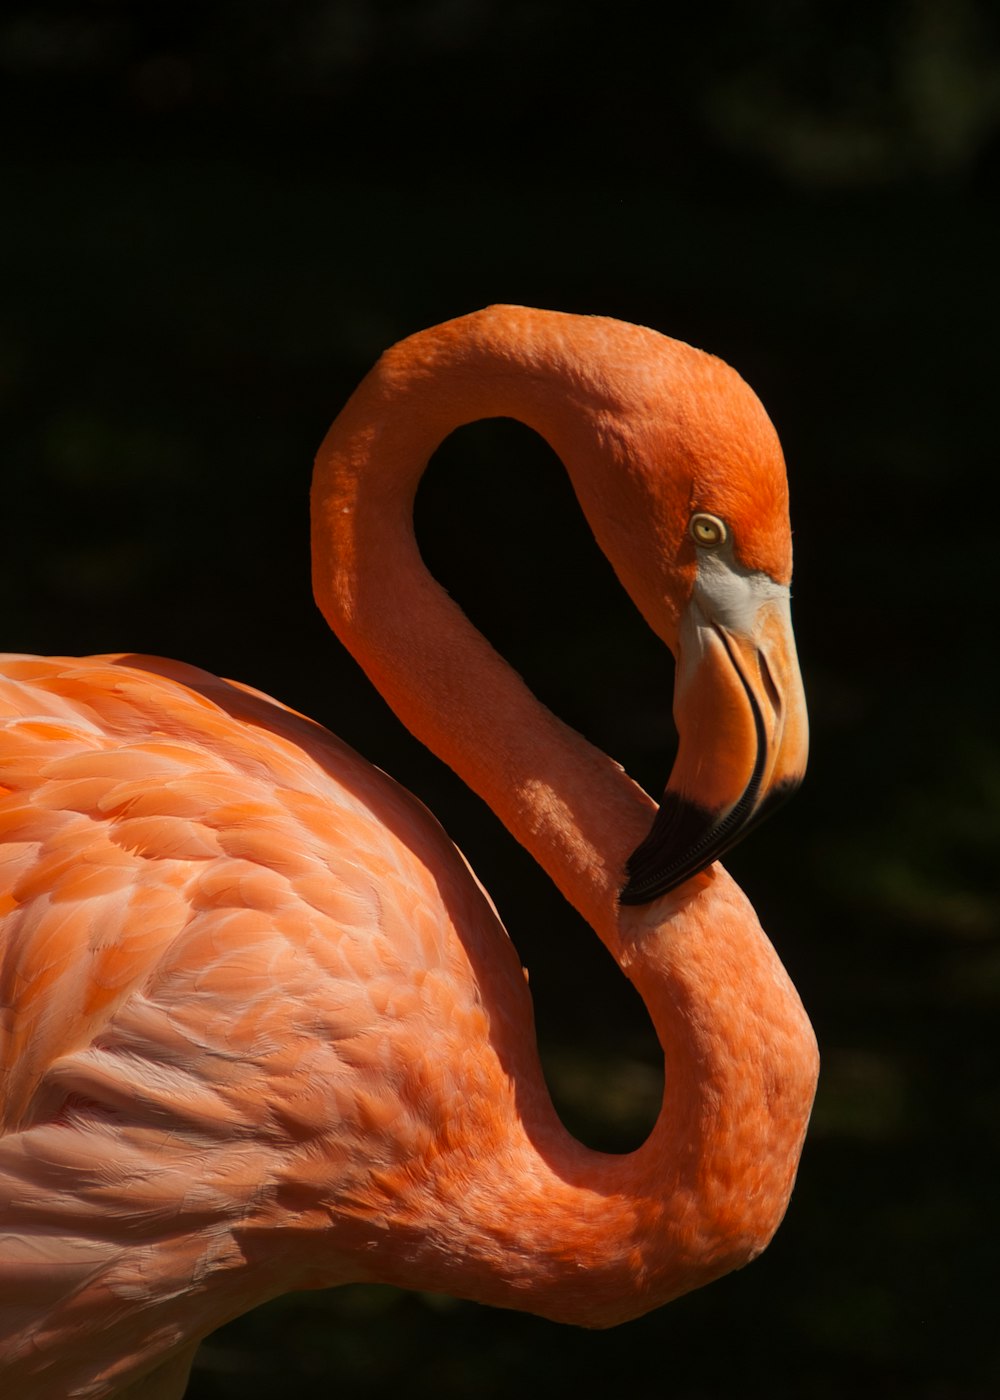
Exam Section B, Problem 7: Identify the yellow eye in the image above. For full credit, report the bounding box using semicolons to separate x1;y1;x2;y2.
689;513;728;549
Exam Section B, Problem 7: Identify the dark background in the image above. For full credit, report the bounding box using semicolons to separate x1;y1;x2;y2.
3;2;997;1396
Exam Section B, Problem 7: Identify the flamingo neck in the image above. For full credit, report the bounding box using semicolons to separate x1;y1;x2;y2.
311;307;658;949
308;307;818;1325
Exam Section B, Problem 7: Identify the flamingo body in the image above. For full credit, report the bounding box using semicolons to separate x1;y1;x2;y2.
1;652;540;1394
0;308;818;1399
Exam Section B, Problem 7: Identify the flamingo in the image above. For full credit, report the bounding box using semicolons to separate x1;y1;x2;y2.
0;306;818;1399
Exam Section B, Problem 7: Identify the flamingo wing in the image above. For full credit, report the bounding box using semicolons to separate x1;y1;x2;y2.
0;650;527;1159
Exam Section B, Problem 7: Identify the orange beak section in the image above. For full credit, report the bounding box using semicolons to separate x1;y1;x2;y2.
620;590;808;905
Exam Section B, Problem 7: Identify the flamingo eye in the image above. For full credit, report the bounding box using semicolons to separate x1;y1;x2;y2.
689;513;728;549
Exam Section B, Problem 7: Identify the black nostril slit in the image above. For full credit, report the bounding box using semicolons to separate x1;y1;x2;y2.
758;649;781;718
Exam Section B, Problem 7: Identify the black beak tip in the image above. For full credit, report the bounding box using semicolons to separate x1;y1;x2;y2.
619;792;717;906
618;775;804;907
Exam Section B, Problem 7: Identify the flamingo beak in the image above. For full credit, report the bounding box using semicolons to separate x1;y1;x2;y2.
620;582;808;905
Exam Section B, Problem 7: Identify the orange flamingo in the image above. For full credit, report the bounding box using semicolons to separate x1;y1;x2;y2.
0;307;817;1399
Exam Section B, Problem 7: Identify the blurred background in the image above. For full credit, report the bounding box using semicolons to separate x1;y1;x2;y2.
2;2;997;1396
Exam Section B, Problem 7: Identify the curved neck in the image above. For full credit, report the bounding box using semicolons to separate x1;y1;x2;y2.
309;307;818;1323
312;308;657;948
307;867;817;1327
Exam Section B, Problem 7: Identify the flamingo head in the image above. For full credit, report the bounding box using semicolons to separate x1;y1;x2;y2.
562;326;809;905
619;508;808;905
